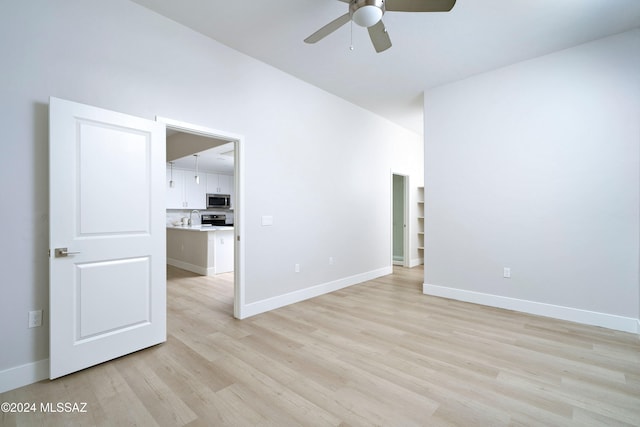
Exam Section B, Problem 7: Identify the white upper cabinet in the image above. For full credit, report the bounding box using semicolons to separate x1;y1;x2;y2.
166;167;185;209
206;173;233;195
167;167;206;209
206;173;218;194
184;172;206;209
218;174;232;195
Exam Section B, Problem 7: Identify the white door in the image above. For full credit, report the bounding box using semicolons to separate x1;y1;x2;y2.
49;97;166;379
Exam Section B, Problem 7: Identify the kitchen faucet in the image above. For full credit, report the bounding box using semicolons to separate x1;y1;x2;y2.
189;210;200;226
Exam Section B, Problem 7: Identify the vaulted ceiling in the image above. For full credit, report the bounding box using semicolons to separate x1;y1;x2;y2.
132;0;640;133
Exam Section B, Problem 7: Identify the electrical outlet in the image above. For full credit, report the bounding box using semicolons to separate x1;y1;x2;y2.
295;263;300;273
28;310;42;328
503;267;511;278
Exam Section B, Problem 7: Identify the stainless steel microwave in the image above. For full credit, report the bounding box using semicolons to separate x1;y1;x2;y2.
206;193;231;209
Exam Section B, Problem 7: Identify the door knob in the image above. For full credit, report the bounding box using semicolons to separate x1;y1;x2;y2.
54;247;81;258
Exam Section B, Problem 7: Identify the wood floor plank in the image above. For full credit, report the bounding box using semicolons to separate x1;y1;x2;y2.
1;265;639;426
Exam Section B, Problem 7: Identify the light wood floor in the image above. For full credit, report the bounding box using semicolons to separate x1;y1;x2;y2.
2;266;639;426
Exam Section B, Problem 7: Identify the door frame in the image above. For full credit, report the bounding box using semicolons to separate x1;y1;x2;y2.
391;172;410;268
157;116;246;319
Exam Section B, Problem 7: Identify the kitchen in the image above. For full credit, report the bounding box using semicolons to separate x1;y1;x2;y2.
166;131;235;276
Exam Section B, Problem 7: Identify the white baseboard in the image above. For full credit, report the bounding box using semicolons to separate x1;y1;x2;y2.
167;259;231;276
423;283;639;334
240;267;393;319
0;359;49;394
167;258;208;276
409;257;424;268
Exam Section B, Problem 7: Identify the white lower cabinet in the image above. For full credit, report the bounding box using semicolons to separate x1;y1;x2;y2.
208;229;234;274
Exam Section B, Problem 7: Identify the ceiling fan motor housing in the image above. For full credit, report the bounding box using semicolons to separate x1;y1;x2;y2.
350;0;385;27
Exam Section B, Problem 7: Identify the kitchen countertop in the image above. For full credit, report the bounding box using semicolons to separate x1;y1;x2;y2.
167;225;234;232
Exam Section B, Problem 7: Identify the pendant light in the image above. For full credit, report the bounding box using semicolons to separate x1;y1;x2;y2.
194;154;200;184
169;162;175;188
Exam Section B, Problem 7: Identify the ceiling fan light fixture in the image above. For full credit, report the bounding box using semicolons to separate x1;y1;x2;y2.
351;0;384;27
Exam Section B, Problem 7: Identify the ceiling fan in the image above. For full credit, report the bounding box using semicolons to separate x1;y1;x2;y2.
304;0;456;53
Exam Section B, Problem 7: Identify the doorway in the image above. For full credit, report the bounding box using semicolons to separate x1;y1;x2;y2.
392;173;409;267
158;116;245;319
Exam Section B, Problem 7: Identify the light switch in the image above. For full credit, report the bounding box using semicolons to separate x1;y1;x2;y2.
28;310;43;328
261;215;273;226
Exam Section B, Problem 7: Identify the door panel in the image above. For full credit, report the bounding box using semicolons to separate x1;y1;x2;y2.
49;97;166;379
76;257;150;340
78;121;151;234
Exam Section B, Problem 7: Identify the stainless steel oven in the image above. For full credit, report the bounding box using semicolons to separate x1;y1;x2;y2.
201;214;231;226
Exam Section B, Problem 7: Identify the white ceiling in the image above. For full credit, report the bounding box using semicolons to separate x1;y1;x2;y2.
171;141;235;174
132;0;640;134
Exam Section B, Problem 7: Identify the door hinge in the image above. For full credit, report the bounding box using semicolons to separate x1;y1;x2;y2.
237;235;240;242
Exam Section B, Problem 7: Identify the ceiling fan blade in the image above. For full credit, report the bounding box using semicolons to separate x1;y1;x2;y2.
368;20;392;53
385;0;456;12
304;13;351;44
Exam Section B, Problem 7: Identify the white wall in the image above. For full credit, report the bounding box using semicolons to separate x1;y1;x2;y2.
0;0;422;391
423;30;640;331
